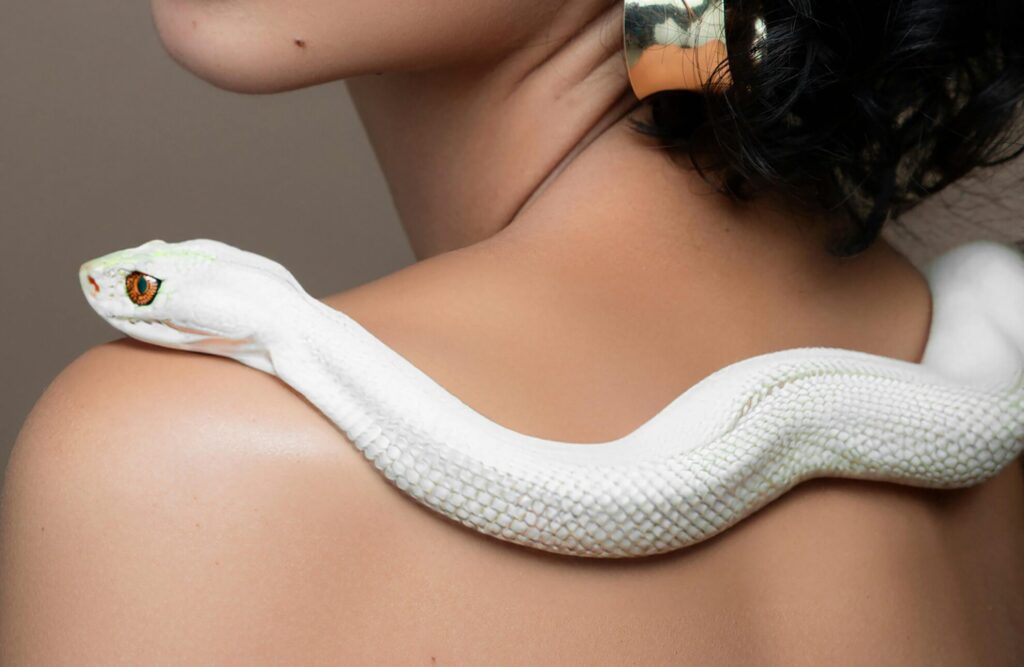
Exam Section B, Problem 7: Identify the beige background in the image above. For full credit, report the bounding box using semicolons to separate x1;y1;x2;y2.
2;2;1021;478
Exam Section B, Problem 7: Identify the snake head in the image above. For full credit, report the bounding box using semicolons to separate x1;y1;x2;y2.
79;239;308;368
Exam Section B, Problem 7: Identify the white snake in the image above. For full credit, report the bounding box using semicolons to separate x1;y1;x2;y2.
79;238;1024;557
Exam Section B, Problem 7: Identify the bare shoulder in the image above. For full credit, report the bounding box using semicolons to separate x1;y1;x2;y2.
0;337;428;663
2;338;358;479
0;246;516;662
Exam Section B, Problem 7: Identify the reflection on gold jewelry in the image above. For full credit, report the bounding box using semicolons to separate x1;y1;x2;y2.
623;0;729;99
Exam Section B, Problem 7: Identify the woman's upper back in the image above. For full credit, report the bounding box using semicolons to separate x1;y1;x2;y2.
4;231;1022;664
314;233;1024;663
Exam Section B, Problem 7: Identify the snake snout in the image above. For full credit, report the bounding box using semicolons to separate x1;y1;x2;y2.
78;262;101;298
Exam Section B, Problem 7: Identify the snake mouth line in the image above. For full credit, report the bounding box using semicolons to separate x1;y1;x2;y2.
164;322;219;337
109;317;217;338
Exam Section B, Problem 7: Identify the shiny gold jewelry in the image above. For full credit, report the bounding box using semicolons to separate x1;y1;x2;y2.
623;0;730;99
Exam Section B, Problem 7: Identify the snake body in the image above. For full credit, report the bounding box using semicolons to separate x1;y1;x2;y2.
79;238;1024;557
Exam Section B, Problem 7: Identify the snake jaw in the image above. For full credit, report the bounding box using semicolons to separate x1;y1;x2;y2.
79;238;308;353
116;318;216;349
81;278;233;348
79;244;231;348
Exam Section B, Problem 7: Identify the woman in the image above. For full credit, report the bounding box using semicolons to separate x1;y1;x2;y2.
2;0;1022;662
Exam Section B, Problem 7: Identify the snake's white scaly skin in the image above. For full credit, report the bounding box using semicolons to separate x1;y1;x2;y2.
79;239;1024;558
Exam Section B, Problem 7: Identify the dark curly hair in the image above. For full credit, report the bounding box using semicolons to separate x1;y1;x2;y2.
632;0;1024;257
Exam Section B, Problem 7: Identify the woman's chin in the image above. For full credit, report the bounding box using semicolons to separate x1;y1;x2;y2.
149;0;341;93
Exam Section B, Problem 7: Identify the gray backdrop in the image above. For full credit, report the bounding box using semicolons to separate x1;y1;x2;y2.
1;1;413;474
2;2;1021;477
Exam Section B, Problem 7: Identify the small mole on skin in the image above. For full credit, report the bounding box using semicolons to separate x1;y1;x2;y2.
191;20;198;29
294;38;307;48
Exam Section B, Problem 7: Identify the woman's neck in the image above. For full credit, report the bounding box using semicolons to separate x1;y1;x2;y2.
343;1;631;257
337;3;933;426
343;0;896;281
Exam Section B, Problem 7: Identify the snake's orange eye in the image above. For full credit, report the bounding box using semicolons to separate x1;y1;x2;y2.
126;271;161;306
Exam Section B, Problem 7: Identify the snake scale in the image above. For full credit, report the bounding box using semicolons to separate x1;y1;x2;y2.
79;238;1024;557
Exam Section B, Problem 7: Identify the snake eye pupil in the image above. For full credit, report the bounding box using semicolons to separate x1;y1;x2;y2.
126;271;161;306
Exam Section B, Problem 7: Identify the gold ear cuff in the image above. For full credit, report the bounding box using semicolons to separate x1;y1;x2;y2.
623;0;729;99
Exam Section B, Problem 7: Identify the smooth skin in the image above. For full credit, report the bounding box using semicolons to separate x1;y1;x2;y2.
2;0;1022;663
